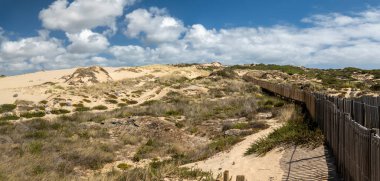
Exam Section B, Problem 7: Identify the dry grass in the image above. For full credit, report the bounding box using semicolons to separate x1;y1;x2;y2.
0;69;290;180
0;117;119;180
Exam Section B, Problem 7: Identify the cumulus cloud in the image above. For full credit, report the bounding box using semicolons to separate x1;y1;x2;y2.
124;7;186;43
2;7;380;75
0;30;109;74
67;29;110;54
113;8;380;68
39;0;136;33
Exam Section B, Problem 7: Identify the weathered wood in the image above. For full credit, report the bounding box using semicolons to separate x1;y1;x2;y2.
250;78;380;181
236;175;245;181
223;170;229;181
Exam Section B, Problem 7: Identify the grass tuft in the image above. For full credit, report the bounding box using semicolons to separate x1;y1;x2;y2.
0;104;16;113
245;107;324;156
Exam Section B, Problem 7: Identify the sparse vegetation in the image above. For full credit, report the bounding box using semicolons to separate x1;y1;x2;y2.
0;104;16;113
51;109;70;115
0;115;19;121
245;106;324;155
92;105;108;110
39;100;48;104
117;163;132;170
74;107;90;112
20;111;46;118
105;99;118;104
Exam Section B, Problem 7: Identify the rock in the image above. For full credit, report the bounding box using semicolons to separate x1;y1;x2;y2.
256;112;273;119
224;129;243;136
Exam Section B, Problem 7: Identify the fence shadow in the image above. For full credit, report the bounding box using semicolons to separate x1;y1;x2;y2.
280;144;342;181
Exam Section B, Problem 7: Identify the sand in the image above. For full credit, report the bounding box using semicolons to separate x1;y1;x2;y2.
183;119;285;181
0;65;210;105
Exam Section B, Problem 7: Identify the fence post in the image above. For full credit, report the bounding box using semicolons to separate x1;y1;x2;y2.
378;106;380;129
236;175;245;181
223;170;229;181
374;128;380;136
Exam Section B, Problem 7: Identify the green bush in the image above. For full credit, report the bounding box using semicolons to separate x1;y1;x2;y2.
117;163;132;170
74;107;90;112
51;109;70;114
209;68;238;79
208;136;243;153
0;104;16;113
20;111;46;118
105;99;118;104
118;103;127;107
73;103;84;108
274;102;285;107
39;100;48;104
29;141;43;154
92;105;108;110
164;110;182;116
0;115;19;121
245;113;324;155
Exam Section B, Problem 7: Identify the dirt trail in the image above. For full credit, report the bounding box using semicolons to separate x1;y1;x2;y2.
183;119;285;181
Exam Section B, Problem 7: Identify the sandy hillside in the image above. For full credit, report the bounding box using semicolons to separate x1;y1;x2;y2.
183;119;285;181
0;65;209;105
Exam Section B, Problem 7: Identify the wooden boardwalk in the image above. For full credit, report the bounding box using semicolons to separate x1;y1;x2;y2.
280;145;341;181
250;78;380;181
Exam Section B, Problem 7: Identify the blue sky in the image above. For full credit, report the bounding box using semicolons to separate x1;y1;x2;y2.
1;0;380;75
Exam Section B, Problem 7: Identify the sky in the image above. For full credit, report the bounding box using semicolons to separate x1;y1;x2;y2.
1;0;380;75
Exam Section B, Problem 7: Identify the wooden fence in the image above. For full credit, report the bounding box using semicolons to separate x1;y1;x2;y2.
250;78;380;181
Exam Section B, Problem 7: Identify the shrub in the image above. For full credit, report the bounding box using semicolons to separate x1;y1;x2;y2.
122;135;140;145
108;94;118;99
118;103;127;107
92;105;108;110
32;165;45;175
223;121;269;131
20;111;46;118
51;109;70;114
208;136;243;153
164;110;182;116
274;101;285;107
121;99;138;104
64;149;114;170
175;122;184;128
83;99;91;103
74;107;90;112
371;84;380;91
105;99;118;104
29;141;43;154
117;163;132;170
24;130;48;139
209;68;238;79
0;104;16;113
73;103;84;108
59;102;67;107
133;139;160;162
0;115;19;121
39;100;48;104
245;109;324;155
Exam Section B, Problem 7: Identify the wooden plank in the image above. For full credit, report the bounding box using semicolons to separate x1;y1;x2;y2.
223;170;229;181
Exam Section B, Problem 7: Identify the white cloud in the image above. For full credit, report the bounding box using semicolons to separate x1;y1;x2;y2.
124;7;186;43
0;30;110;74
3;7;380;75
39;0;136;33
112;8;380;68
67;29;110;54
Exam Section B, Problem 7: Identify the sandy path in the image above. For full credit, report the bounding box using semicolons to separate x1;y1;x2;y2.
183;119;285;181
